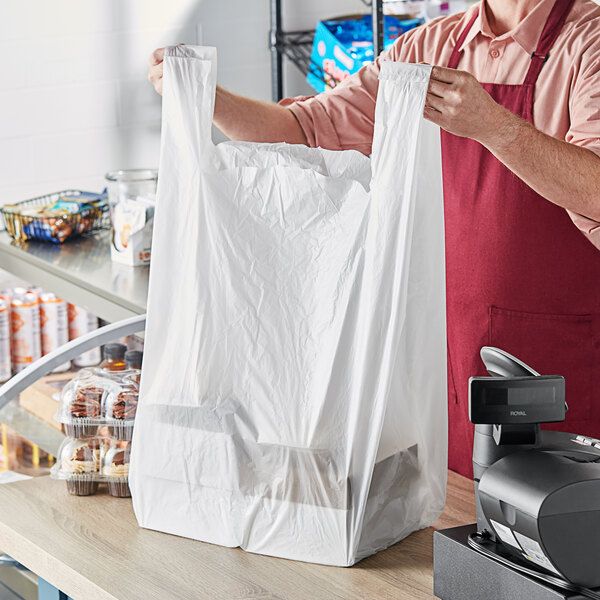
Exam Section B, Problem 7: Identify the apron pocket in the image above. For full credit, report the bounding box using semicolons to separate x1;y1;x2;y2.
489;306;593;422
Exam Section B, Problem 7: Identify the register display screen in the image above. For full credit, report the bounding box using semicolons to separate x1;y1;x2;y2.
469;376;565;424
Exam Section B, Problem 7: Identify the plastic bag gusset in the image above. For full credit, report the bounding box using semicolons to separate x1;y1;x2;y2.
130;48;447;566
346;62;447;561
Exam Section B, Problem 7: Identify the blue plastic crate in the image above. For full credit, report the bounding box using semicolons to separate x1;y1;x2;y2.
307;14;424;93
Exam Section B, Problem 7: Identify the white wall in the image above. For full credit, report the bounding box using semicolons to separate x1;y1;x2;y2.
0;0;366;205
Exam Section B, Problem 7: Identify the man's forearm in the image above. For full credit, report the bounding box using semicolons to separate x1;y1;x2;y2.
214;86;307;145
481;108;600;222
426;67;600;223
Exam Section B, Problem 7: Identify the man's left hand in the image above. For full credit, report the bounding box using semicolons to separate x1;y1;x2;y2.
424;66;509;146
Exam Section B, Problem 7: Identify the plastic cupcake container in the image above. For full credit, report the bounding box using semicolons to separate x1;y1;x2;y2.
104;384;138;441
53;438;102;496
103;442;131;497
51;368;141;498
57;371;126;438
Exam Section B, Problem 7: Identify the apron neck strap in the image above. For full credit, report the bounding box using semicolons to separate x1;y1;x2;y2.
524;0;575;85
447;9;479;70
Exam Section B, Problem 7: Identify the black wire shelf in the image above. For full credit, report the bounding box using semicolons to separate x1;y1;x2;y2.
269;0;384;101
274;29;346;91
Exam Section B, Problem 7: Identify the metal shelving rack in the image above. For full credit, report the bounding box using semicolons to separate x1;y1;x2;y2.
269;0;385;102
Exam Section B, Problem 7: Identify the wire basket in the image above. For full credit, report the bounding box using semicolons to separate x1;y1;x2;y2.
1;190;109;244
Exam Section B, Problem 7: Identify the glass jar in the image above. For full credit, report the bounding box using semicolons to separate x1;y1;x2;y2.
100;343;127;372
105;169;158;214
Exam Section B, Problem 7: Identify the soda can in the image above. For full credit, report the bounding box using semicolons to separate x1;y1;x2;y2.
0;289;14;304
0;298;11;382
11;290;42;374
39;292;70;373
67;304;101;367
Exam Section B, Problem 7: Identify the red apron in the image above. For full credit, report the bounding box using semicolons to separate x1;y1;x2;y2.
442;0;600;477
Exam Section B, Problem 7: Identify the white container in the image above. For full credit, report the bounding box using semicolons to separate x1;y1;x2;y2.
39;292;70;373
110;197;155;267
105;169;157;212
106;169;157;267
67;304;101;367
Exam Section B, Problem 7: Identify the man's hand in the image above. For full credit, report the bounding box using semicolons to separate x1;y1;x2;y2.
145;45;306;145
148;47;165;95
424;66;513;147
424;66;600;223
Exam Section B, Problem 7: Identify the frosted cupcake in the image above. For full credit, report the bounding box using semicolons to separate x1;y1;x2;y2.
104;385;138;441
64;385;103;438
60;438;100;496
103;443;131;498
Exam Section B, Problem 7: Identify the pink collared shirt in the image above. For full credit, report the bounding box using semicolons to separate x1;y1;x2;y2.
282;0;600;248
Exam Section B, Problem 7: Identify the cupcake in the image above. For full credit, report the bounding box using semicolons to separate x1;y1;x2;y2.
60;439;100;496
106;386;138;441
64;386;103;438
123;369;141;386
103;444;131;498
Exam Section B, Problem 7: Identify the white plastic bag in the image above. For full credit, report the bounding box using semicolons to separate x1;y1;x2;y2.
130;45;447;566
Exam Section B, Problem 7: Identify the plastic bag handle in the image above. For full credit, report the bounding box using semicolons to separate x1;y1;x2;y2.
163;45;218;156
0;314;146;410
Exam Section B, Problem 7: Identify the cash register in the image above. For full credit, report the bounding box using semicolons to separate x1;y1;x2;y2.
434;347;600;600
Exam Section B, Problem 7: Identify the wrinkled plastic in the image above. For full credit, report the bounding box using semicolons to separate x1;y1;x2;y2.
130;46;447;566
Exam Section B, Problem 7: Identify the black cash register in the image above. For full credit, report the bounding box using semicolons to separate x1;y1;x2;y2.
434;347;600;600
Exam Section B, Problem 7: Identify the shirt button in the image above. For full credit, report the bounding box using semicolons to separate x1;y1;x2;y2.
490;49;500;59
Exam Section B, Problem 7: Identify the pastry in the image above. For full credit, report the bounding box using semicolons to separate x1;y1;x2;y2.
107;386;138;441
103;444;131;498
61;439;100;496
64;386;103;438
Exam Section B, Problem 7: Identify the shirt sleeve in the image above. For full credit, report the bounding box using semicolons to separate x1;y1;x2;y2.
566;31;600;249
278;13;465;155
279;52;387;155
567;210;600;249
279;25;429;156
566;32;600;156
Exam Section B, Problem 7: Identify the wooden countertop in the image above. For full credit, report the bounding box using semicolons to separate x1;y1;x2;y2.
0;472;475;600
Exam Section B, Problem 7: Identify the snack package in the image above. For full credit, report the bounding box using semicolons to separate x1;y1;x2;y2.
110;196;155;266
3;192;108;244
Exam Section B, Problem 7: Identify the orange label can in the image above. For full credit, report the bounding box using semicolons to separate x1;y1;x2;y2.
40;292;70;373
10;290;41;374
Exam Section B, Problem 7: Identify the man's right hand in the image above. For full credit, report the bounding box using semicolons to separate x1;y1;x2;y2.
145;46;307;145
148;48;165;95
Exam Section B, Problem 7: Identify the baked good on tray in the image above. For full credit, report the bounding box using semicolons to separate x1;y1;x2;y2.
60;439;101;496
103;443;131;498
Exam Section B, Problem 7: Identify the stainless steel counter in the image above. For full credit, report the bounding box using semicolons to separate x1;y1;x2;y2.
0;231;148;322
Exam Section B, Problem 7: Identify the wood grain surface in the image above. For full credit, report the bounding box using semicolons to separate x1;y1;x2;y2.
0;471;475;600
